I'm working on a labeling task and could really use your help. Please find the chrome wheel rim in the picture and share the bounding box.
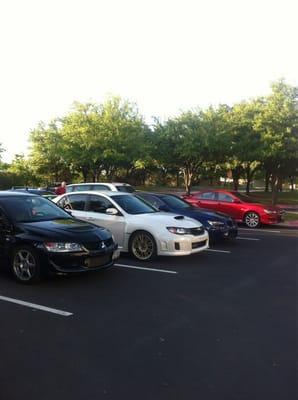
[245,213,259,228]
[132,233,154,260]
[13,250,36,281]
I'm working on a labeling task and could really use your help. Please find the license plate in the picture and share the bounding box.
[85,255,110,268]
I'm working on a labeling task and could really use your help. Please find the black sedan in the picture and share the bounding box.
[0,191,119,283]
[136,192,238,242]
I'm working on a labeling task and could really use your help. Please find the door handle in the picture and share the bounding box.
[86,217,96,221]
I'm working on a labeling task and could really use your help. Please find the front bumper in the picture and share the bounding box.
[261,214,283,225]
[158,231,209,256]
[44,244,119,273]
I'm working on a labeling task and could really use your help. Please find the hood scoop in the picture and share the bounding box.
[174,215,185,220]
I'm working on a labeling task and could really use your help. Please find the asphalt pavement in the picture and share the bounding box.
[0,227,297,400]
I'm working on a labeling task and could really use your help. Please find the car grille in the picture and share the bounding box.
[190,227,205,236]
[192,240,207,249]
[83,238,114,251]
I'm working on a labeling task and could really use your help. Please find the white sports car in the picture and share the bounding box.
[53,191,209,261]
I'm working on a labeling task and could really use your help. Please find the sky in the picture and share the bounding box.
[0,0,297,162]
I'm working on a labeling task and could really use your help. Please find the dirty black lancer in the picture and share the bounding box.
[0,192,119,283]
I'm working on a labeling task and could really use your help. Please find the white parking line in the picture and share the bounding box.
[0,295,73,317]
[115,263,178,274]
[205,249,231,254]
[239,228,281,233]
[237,237,261,241]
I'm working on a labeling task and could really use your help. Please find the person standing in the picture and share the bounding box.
[55,181,66,195]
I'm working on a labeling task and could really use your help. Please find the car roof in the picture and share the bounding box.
[63,191,131,197]
[191,189,236,194]
[0,191,37,197]
[137,191,177,197]
[67,182,132,186]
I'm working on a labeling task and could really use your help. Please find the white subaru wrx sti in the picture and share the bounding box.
[53,192,209,261]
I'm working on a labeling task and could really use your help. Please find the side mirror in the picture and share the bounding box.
[106,207,119,215]
[233,199,241,204]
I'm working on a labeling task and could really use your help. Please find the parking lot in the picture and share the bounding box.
[0,227,297,400]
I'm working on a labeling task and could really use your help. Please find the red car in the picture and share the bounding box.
[182,190,284,228]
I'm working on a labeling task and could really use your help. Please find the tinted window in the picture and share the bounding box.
[68,194,87,210]
[91,185,111,191]
[115,185,134,193]
[0,196,71,222]
[198,192,216,200]
[233,192,258,203]
[88,195,114,213]
[218,193,234,202]
[137,194,164,208]
[112,195,156,214]
[73,185,91,192]
[161,195,191,209]
[0,208,10,227]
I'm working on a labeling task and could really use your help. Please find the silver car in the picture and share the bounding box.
[53,192,209,261]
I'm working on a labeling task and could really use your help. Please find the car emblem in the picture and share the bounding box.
[101,241,106,249]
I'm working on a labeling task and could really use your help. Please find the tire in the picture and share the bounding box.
[129,231,157,261]
[244,212,260,228]
[10,245,41,284]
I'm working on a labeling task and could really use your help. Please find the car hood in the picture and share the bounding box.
[127,212,203,228]
[247,203,281,212]
[170,207,230,222]
[16,218,111,242]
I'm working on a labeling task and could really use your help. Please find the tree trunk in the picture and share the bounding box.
[183,166,193,195]
[231,167,241,191]
[176,171,180,188]
[290,176,295,191]
[271,175,281,205]
[245,164,251,194]
[265,170,271,192]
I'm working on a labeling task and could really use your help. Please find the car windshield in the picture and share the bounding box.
[112,195,156,214]
[160,195,192,209]
[115,185,135,193]
[234,192,259,203]
[1,196,72,223]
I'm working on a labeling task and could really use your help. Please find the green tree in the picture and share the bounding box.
[61,102,104,182]
[255,80,298,204]
[99,96,148,181]
[154,111,210,194]
[8,154,38,187]
[29,120,70,184]
[227,100,263,192]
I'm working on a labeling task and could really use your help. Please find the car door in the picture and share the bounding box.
[216,192,239,218]
[195,191,218,210]
[0,208,13,258]
[85,194,126,248]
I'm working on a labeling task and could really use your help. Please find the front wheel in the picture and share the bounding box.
[129,231,157,261]
[244,212,260,228]
[11,245,41,284]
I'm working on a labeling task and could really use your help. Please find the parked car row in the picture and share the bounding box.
[0,184,284,284]
[182,189,284,228]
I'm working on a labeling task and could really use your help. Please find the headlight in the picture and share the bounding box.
[167,227,190,235]
[264,209,277,214]
[207,220,225,227]
[44,242,83,252]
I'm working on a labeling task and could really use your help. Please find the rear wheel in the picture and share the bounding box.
[129,231,157,261]
[11,246,41,284]
[244,212,260,228]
